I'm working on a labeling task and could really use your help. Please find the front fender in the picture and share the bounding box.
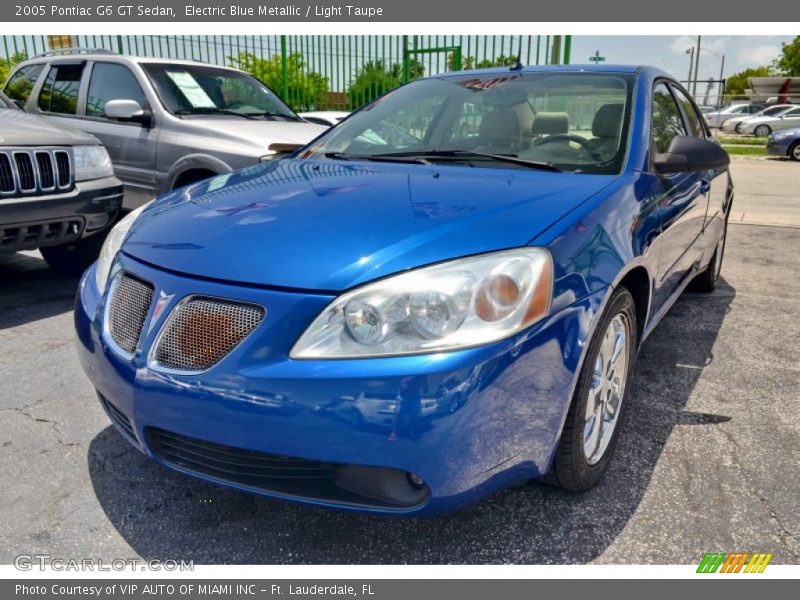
[163,154,233,193]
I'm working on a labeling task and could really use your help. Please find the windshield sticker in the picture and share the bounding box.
[165,70,216,108]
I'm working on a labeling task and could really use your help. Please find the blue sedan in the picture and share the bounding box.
[767,127,800,161]
[75,65,732,514]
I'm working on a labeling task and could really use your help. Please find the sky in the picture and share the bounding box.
[571,36,794,82]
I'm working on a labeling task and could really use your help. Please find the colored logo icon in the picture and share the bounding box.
[697,552,773,573]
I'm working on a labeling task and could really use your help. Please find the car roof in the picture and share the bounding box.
[17,52,243,73]
[433,63,666,79]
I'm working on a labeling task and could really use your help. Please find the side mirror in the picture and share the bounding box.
[654,135,730,174]
[103,99,152,127]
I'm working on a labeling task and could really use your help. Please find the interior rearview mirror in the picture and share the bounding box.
[653,135,730,174]
[104,99,152,127]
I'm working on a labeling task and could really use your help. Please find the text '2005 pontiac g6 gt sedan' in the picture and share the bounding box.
[74,65,732,515]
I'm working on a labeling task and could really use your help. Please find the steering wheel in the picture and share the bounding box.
[532,133,603,160]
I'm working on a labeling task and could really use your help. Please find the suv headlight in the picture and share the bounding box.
[291,248,553,359]
[73,145,114,181]
[95,204,148,295]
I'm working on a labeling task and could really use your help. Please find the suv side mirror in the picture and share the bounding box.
[654,135,730,174]
[104,99,152,127]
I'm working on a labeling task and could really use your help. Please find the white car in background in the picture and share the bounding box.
[739,105,800,137]
[704,103,764,128]
[721,104,797,134]
[299,111,350,127]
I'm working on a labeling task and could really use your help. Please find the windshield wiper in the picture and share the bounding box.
[258,111,303,121]
[174,107,258,120]
[324,152,430,165]
[370,149,563,172]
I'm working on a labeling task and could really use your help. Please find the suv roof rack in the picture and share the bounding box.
[33,47,116,59]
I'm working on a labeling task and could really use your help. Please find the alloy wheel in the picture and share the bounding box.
[583,313,630,465]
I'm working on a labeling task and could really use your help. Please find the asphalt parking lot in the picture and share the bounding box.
[1,156,798,565]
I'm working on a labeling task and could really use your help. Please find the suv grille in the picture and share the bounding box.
[105,273,154,356]
[0,148,72,197]
[152,297,265,372]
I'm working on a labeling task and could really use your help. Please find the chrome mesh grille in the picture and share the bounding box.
[153,297,265,372]
[106,274,154,356]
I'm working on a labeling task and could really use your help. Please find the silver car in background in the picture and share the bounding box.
[4,49,326,209]
[704,102,764,128]
[739,105,800,137]
[720,104,797,133]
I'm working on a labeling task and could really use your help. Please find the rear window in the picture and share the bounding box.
[38,63,85,115]
[4,64,44,106]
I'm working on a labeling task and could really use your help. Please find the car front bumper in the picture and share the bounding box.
[0,176,123,252]
[75,252,603,515]
[766,138,792,156]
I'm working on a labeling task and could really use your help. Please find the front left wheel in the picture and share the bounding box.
[547,287,638,491]
[789,141,800,162]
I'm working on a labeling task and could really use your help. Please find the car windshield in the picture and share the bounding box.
[303,71,635,174]
[142,63,299,120]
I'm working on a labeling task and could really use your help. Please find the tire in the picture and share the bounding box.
[754,124,771,138]
[789,141,800,162]
[547,287,638,491]
[691,215,728,293]
[734,122,743,134]
[40,230,108,276]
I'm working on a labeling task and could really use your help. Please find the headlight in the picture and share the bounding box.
[291,248,553,359]
[95,204,148,295]
[73,145,114,181]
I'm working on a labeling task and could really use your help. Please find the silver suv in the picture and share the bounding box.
[4,49,326,209]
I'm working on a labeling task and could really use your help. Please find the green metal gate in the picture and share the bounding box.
[1,34,573,112]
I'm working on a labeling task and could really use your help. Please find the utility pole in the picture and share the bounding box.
[718,54,725,107]
[686,47,694,89]
[692,35,702,95]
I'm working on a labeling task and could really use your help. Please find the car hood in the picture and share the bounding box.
[173,116,326,149]
[122,159,613,291]
[0,109,100,146]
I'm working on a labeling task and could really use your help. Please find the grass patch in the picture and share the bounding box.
[716,135,768,145]
[722,145,767,156]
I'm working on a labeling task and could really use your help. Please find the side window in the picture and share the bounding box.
[3,64,44,105]
[671,86,705,138]
[86,63,148,117]
[38,63,85,115]
[651,83,686,154]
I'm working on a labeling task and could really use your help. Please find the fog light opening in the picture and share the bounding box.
[407,472,426,489]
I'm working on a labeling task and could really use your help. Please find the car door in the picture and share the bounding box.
[774,107,800,132]
[78,61,159,209]
[671,84,730,265]
[648,81,709,312]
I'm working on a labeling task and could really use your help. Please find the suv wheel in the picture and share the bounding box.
[40,232,108,276]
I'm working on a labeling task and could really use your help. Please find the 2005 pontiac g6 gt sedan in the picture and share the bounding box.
[75,65,732,515]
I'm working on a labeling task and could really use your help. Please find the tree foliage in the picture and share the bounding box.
[724,65,774,97]
[347,59,423,108]
[228,51,329,111]
[0,53,28,86]
[774,36,800,76]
